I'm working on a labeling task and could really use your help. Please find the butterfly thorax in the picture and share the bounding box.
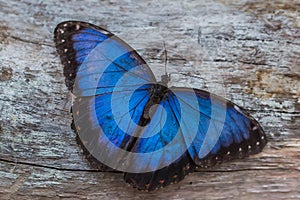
[138,84,169,127]
[150,84,169,103]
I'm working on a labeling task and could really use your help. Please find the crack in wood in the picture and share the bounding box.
[1,157,290,174]
[0,157,118,173]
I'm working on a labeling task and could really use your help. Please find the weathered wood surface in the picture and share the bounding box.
[0,0,299,199]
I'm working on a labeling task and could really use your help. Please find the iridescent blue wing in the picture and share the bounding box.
[54,21,157,169]
[168,88,267,167]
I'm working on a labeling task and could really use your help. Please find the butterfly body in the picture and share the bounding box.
[54,21,267,191]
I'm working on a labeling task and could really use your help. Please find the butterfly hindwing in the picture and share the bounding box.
[169,88,267,167]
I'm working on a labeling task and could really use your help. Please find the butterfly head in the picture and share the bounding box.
[160,74,170,87]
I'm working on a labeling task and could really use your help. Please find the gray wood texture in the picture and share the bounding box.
[0,0,299,199]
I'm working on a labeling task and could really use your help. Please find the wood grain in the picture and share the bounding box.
[0,0,299,199]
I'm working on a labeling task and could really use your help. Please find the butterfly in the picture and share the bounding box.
[54,21,267,191]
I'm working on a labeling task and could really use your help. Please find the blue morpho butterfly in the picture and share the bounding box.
[54,21,267,191]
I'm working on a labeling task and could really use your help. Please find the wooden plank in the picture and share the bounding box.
[0,0,299,199]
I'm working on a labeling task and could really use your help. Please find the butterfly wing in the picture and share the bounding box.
[54,21,159,169]
[167,87,267,167]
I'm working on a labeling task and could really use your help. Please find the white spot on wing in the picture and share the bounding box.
[234,105,242,113]
[76,24,80,30]
[100,29,110,35]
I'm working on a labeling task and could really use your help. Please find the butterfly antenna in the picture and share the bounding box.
[161,42,170,85]
[164,41,167,75]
